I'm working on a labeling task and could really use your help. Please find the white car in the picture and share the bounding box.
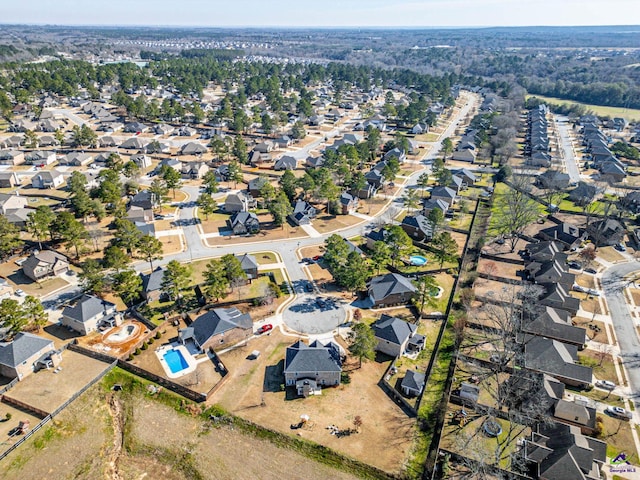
[606,406,632,420]
[596,380,616,390]
[14,289,25,297]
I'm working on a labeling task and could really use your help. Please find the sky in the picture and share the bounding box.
[3,0,640,27]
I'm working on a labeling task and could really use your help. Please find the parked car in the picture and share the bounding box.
[14,289,25,297]
[315,297,326,308]
[257,324,273,334]
[572,284,587,293]
[567,261,582,270]
[596,380,616,390]
[606,406,632,420]
[615,243,626,252]
[305,283,314,292]
[312,255,322,261]
[584,267,597,275]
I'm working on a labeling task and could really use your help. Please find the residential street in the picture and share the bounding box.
[601,261,640,407]
[554,114,581,183]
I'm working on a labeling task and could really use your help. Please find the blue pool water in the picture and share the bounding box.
[164,349,189,374]
[409,255,427,266]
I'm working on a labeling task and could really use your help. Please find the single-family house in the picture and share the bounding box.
[384,147,406,164]
[289,200,317,226]
[339,192,358,215]
[131,154,152,169]
[586,218,625,247]
[124,122,148,134]
[525,423,606,480]
[224,192,256,213]
[284,340,342,396]
[31,170,64,189]
[364,169,385,189]
[371,314,424,357]
[522,307,587,348]
[229,212,260,235]
[179,307,252,352]
[64,152,93,166]
[567,182,597,206]
[61,295,121,335]
[451,149,476,163]
[181,161,209,179]
[422,198,449,217]
[367,273,417,307]
[0,172,19,188]
[0,150,25,166]
[401,370,426,397]
[305,155,324,169]
[430,186,457,206]
[451,168,477,186]
[236,253,259,280]
[159,158,181,172]
[248,176,270,197]
[139,267,166,302]
[524,336,592,388]
[253,141,274,154]
[24,150,56,165]
[22,250,69,282]
[365,228,387,250]
[98,136,117,147]
[274,155,297,171]
[130,190,157,210]
[0,194,28,215]
[0,332,60,381]
[126,205,154,223]
[180,142,208,156]
[120,137,147,150]
[536,170,571,190]
[538,223,586,250]
[401,214,434,241]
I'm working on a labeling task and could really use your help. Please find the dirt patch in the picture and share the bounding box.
[159,234,184,255]
[80,321,150,358]
[313,214,363,234]
[5,350,111,414]
[574,317,609,344]
[477,258,522,281]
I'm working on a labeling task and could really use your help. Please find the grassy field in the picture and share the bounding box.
[526,94,640,121]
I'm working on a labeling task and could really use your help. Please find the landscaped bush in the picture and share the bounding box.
[148,337,155,344]
[341,372,351,384]
[155,331,162,339]
[134,348,141,355]
[127,354,134,361]
[141,342,148,350]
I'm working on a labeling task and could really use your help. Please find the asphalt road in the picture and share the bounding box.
[601,261,640,407]
[554,115,581,183]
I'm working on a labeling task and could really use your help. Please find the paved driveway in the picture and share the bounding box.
[284,294,347,334]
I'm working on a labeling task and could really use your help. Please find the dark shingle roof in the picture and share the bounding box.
[0,332,53,368]
[188,307,252,346]
[140,267,166,293]
[372,314,416,345]
[62,295,116,323]
[284,340,342,374]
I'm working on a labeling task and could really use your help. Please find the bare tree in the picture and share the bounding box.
[494,176,540,252]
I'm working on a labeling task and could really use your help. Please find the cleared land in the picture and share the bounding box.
[0,370,364,480]
[525,94,640,121]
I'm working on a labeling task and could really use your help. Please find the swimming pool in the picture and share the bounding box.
[163,349,190,374]
[409,255,427,266]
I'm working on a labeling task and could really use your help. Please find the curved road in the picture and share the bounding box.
[601,261,640,407]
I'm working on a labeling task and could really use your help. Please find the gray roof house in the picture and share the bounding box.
[430,186,457,206]
[586,218,625,247]
[0,194,28,215]
[120,137,147,150]
[180,142,208,156]
[401,370,426,397]
[179,307,252,352]
[567,182,597,206]
[525,422,605,480]
[401,214,434,242]
[0,332,59,381]
[22,250,69,282]
[229,212,260,235]
[224,192,256,213]
[522,306,587,348]
[64,152,93,166]
[284,340,342,397]
[524,336,592,388]
[538,224,586,250]
[372,314,424,357]
[339,192,358,214]
[140,267,166,302]
[367,273,417,307]
[0,172,19,188]
[235,253,259,280]
[289,200,317,226]
[274,155,297,171]
[61,295,121,336]
[31,170,64,189]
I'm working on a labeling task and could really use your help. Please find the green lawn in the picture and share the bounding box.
[253,251,279,265]
[262,268,285,286]
[526,94,640,122]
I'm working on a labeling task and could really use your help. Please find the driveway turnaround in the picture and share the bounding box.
[284,295,347,335]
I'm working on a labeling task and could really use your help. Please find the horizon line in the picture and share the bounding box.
[1,23,639,30]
